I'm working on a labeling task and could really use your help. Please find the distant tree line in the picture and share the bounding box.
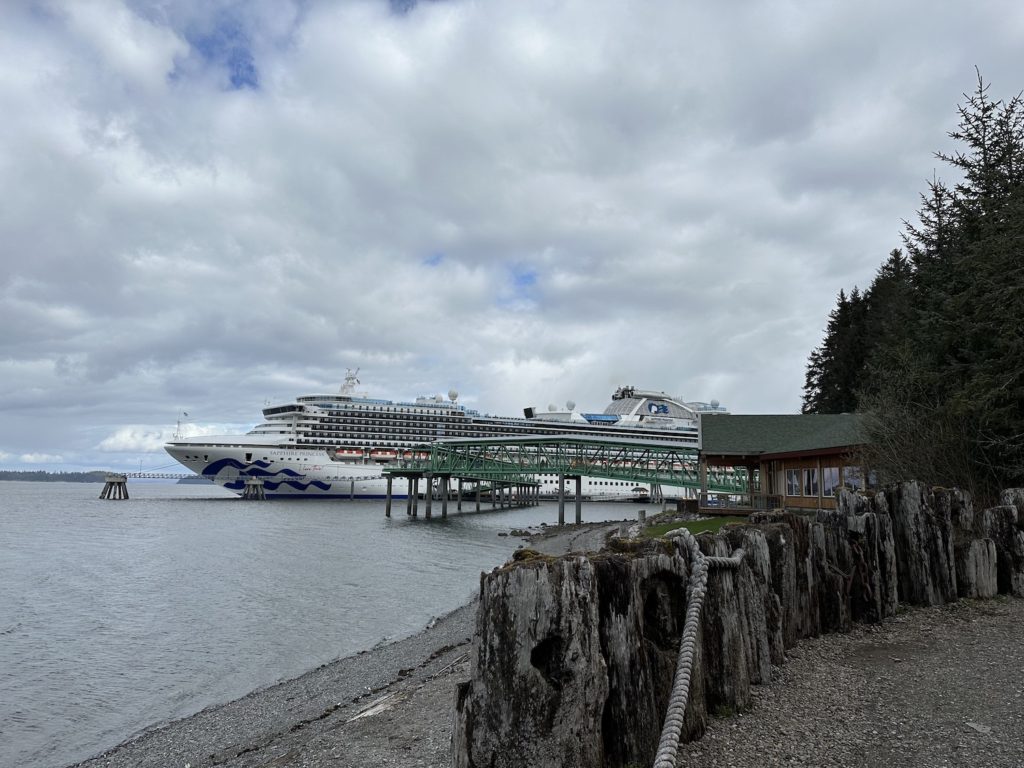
[0,470,108,483]
[802,74,1024,502]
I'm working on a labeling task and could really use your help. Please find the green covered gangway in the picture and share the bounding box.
[382,435,749,523]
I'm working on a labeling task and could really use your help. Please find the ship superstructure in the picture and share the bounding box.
[164,371,722,499]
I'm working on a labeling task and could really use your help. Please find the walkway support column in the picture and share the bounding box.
[575,475,582,524]
[406,477,414,516]
[476,482,481,513]
[441,476,449,518]
[558,474,565,526]
[412,477,419,517]
[425,473,433,519]
[699,456,708,509]
[385,475,393,517]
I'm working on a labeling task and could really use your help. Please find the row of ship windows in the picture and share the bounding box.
[302,431,521,439]
[318,413,466,422]
[315,406,463,414]
[302,423,698,435]
[302,417,700,434]
[306,421,514,429]
[307,427,482,433]
[298,421,699,437]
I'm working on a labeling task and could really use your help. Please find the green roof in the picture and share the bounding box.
[700,413,865,456]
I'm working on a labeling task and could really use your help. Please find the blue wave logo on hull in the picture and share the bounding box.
[205,457,333,493]
[224,478,333,492]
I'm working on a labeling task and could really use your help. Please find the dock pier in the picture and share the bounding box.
[383,471,540,520]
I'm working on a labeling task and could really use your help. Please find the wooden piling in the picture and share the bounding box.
[242,477,265,500]
[99,473,129,500]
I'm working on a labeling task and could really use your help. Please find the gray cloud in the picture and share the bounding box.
[1,0,1021,471]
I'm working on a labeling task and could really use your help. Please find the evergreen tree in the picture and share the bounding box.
[811,73,1024,499]
[802,289,862,413]
[802,260,909,415]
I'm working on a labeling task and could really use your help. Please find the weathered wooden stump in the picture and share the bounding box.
[453,481,1024,767]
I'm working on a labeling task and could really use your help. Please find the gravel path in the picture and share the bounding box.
[71,525,1024,768]
[683,596,1024,768]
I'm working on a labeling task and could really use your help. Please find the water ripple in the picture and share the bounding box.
[0,480,631,768]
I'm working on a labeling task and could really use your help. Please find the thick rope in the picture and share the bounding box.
[652,530,744,768]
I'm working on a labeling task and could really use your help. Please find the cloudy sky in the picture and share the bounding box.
[1,0,1022,473]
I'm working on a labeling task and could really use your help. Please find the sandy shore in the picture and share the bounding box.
[72,521,1024,768]
[70,522,619,768]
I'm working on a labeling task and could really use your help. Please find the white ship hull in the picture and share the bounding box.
[165,442,659,500]
[164,443,392,498]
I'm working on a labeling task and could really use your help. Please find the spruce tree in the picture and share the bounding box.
[816,73,1024,499]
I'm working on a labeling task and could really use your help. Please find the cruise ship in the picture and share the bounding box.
[164,371,726,499]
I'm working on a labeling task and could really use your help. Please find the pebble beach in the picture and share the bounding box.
[70,522,1024,768]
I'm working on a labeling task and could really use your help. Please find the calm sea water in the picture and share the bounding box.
[0,481,636,768]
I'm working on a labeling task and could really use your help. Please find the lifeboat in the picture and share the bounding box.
[370,448,398,460]
[328,447,365,462]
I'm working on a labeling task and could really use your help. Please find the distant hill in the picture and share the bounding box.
[0,470,108,483]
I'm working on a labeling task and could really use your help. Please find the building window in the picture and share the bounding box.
[845,467,864,491]
[785,469,800,496]
[822,466,840,497]
[803,468,819,497]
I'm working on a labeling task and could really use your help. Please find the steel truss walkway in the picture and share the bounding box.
[387,434,747,491]
[381,434,750,524]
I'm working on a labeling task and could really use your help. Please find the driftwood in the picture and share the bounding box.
[452,482,1024,768]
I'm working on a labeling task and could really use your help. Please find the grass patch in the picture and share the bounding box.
[644,516,747,538]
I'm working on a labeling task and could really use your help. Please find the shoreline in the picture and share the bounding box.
[70,521,622,768]
[69,519,1024,767]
